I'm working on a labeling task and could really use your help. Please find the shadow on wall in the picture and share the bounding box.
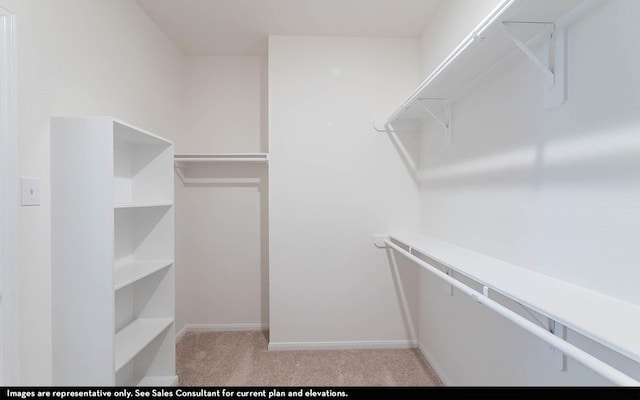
[416,121,640,189]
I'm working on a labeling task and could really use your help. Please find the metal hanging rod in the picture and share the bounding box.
[382,239,640,386]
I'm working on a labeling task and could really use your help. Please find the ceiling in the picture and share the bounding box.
[136,0,441,56]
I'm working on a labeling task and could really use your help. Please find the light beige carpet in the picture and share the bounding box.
[177,331,443,386]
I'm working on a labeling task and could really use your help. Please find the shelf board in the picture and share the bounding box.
[174,153,268,164]
[113,118,173,146]
[389,232,640,364]
[114,260,174,291]
[114,202,173,209]
[115,318,173,372]
[386,0,590,128]
[127,375,178,387]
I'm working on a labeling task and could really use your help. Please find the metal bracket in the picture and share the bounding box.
[415,98,451,145]
[373,235,390,248]
[444,268,454,296]
[372,122,420,134]
[373,122,398,133]
[548,318,568,371]
[500,21,566,109]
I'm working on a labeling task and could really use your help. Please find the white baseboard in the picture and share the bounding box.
[418,342,451,386]
[268,339,417,351]
[176,323,269,342]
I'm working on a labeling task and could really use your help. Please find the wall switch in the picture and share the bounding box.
[20,177,40,206]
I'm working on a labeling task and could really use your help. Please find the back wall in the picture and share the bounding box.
[268,36,422,348]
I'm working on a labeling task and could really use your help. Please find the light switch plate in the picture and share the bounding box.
[21,177,40,206]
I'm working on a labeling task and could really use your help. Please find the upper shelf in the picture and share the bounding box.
[174,153,268,167]
[382,0,594,131]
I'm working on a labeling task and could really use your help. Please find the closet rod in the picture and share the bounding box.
[384,239,640,386]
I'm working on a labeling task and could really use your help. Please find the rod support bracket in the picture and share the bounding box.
[415,98,451,145]
[500,21,566,109]
[373,235,390,248]
[444,268,454,296]
[373,122,393,133]
[548,319,568,371]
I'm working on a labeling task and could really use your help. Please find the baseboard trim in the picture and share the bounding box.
[268,339,417,351]
[176,323,269,342]
[418,342,451,386]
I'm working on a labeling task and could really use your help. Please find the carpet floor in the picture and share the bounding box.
[176,331,443,386]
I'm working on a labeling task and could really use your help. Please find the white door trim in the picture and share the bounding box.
[0,5,20,385]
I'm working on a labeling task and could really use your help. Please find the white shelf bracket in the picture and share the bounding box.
[415,99,451,145]
[501,21,567,109]
[373,235,390,249]
[372,122,417,134]
[548,318,568,371]
[373,122,394,133]
[501,22,555,83]
[444,268,454,296]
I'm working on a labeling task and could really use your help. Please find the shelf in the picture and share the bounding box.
[174,153,269,184]
[174,153,268,165]
[381,0,593,132]
[115,318,173,372]
[127,375,179,387]
[387,232,640,364]
[114,260,174,291]
[114,202,173,209]
[114,206,173,265]
[113,118,172,147]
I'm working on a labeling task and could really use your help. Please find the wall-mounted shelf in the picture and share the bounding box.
[377,232,640,385]
[376,0,597,135]
[174,153,268,166]
[114,202,173,209]
[174,153,269,185]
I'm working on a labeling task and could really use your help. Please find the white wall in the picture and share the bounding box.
[175,56,268,333]
[417,0,640,385]
[268,36,421,348]
[180,56,266,154]
[0,0,183,384]
[420,0,503,77]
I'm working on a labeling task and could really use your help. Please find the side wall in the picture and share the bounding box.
[417,0,640,385]
[420,0,503,76]
[175,56,268,334]
[0,0,183,384]
[268,36,421,349]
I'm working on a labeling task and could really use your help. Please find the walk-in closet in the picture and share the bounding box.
[1,0,639,389]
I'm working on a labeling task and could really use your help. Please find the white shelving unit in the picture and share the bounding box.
[51,116,177,386]
[377,0,597,135]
